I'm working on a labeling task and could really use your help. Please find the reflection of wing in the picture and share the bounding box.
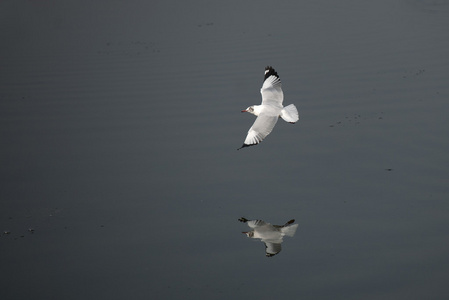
[240,218,299,257]
[247,219,269,229]
[264,241,282,257]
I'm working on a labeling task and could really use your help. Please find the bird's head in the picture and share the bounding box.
[241,106,255,115]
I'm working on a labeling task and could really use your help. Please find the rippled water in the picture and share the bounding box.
[1,1,449,299]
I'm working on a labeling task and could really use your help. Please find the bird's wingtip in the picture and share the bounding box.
[237,143,258,150]
[237,144,248,150]
[263,66,279,81]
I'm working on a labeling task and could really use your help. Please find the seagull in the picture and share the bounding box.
[239,217,299,257]
[238,66,299,150]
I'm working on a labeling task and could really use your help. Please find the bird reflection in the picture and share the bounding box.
[239,217,299,257]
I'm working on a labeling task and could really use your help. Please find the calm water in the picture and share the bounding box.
[1,1,449,299]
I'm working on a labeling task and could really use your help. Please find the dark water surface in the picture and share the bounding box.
[1,1,449,299]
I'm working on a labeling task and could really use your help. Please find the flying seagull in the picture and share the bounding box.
[238,66,299,150]
[239,217,299,257]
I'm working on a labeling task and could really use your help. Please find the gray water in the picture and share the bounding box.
[1,1,449,299]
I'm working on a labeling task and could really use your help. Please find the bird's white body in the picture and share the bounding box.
[238,66,299,150]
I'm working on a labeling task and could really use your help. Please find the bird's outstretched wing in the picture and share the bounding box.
[237,114,279,150]
[261,66,283,106]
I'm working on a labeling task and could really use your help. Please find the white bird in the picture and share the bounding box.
[238,66,299,150]
[239,217,299,257]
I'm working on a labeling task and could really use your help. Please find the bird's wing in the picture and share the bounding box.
[238,114,279,149]
[260,66,283,106]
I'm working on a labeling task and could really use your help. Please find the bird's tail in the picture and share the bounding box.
[280,104,299,123]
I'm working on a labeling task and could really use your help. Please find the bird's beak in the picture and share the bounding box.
[242,232,248,234]
[241,110,247,113]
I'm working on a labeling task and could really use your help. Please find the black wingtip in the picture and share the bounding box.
[264,66,279,81]
[237,143,258,150]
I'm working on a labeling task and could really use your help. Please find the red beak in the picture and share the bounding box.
[241,110,247,113]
